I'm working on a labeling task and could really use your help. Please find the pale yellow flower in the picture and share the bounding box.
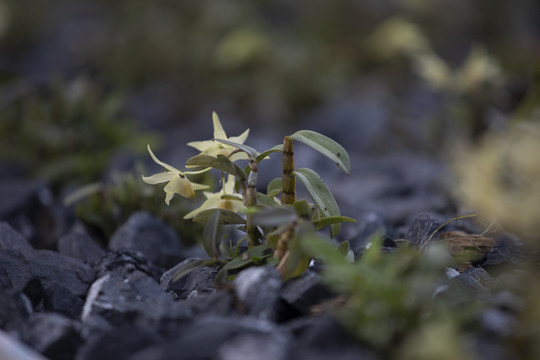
[142,145,209,205]
[187,112,249,161]
[184,175,245,219]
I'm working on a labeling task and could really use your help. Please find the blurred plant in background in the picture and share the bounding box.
[0,77,156,191]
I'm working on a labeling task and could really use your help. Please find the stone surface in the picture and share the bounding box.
[109,211,183,268]
[22,278,84,319]
[160,258,217,300]
[234,266,282,321]
[57,232,105,265]
[405,214,440,248]
[82,271,191,331]
[0,290,33,333]
[76,326,161,360]
[129,315,288,360]
[0,248,95,297]
[20,313,82,360]
[0,222,33,251]
[0,329,47,360]
[280,270,334,316]
[93,248,163,282]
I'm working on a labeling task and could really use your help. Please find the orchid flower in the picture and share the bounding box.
[183,174,245,219]
[187,112,249,161]
[142,145,209,205]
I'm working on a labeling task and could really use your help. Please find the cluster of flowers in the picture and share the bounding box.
[142,113,248,219]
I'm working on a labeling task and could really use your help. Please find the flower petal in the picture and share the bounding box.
[147,145,182,173]
[192,182,210,191]
[228,128,250,145]
[186,140,215,152]
[183,194,222,219]
[142,172,175,184]
[165,174,195,198]
[212,112,227,140]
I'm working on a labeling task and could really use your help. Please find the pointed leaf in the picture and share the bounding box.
[186,154,247,180]
[267,177,282,197]
[213,138,259,159]
[257,192,280,207]
[256,144,283,163]
[313,216,356,230]
[193,208,246,225]
[291,130,351,174]
[294,168,341,237]
[202,210,223,259]
[251,205,298,227]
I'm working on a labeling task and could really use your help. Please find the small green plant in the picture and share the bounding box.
[142,112,355,281]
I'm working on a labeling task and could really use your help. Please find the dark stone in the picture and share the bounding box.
[280,271,334,316]
[184,291,236,317]
[76,326,161,360]
[405,214,440,248]
[22,277,84,319]
[82,271,191,331]
[57,232,105,265]
[337,212,386,256]
[129,315,289,360]
[160,258,217,300]
[234,266,282,321]
[450,267,492,299]
[94,248,163,282]
[0,222,33,250]
[0,248,95,297]
[0,290,33,333]
[20,313,82,360]
[290,314,377,360]
[0,329,47,360]
[109,211,183,269]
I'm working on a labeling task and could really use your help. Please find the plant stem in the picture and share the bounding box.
[246,158,258,247]
[281,136,296,205]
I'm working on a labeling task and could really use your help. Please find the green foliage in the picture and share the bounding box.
[0,78,155,191]
[141,114,354,283]
[72,167,209,246]
[303,236,480,357]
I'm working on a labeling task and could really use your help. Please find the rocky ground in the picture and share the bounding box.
[0,148,529,360]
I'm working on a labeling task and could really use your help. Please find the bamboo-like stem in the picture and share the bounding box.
[281,136,296,205]
[246,158,258,247]
[273,221,295,261]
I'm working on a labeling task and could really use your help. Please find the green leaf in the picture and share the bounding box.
[186,154,247,180]
[201,210,223,259]
[267,177,282,197]
[313,216,356,230]
[294,168,341,237]
[257,192,280,207]
[213,138,259,159]
[293,199,317,219]
[251,205,298,227]
[256,144,283,163]
[193,208,246,225]
[291,130,351,174]
[172,259,222,283]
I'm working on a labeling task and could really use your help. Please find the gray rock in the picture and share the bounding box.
[234,266,282,321]
[82,271,191,331]
[20,313,82,360]
[76,326,161,360]
[0,290,33,333]
[0,222,32,250]
[22,278,84,319]
[94,248,163,282]
[0,329,47,360]
[0,248,95,297]
[57,233,105,265]
[405,214,440,248]
[109,211,182,268]
[184,291,236,317]
[280,271,333,315]
[160,258,217,300]
[129,315,289,360]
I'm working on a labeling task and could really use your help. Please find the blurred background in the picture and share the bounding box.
[0,0,539,246]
